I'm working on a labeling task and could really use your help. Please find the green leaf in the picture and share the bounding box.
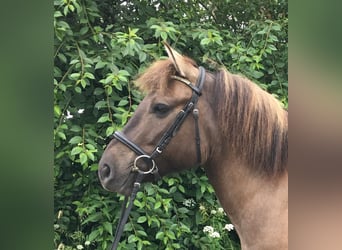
[88,230,101,242]
[106,85,113,95]
[134,199,143,208]
[251,70,264,79]
[103,222,113,235]
[118,70,130,76]
[79,152,87,165]
[178,207,189,214]
[95,100,106,109]
[57,53,67,63]
[166,231,176,240]
[272,23,282,31]
[269,34,279,42]
[54,11,62,18]
[94,88,104,95]
[106,126,115,136]
[154,201,161,209]
[113,81,122,91]
[90,164,98,171]
[118,99,129,106]
[161,31,167,41]
[86,150,95,161]
[68,4,75,12]
[178,185,185,193]
[200,38,210,45]
[84,72,95,79]
[137,216,147,223]
[97,114,109,123]
[80,78,87,88]
[69,136,82,144]
[85,144,96,150]
[69,59,79,65]
[128,235,138,243]
[137,230,147,237]
[79,26,89,35]
[150,24,160,30]
[57,131,66,140]
[54,105,61,117]
[83,212,102,224]
[156,231,164,240]
[70,125,82,132]
[75,86,82,93]
[268,44,277,51]
[71,146,82,156]
[70,73,80,80]
[63,5,69,16]
[102,74,114,84]
[95,61,107,69]
[257,29,266,35]
[168,178,175,186]
[139,52,147,62]
[74,177,82,186]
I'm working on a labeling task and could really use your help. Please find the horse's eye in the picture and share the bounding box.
[152,103,170,116]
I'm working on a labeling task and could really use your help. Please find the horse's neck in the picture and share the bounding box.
[205,159,288,250]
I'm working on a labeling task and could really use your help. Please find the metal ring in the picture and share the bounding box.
[133,155,156,175]
[156,147,162,154]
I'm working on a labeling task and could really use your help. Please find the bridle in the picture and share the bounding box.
[108,67,205,249]
[107,66,206,250]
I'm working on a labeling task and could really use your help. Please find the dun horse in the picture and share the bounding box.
[99,44,288,249]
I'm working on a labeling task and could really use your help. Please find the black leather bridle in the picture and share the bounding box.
[107,66,206,250]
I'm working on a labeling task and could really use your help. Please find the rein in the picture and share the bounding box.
[108,66,206,250]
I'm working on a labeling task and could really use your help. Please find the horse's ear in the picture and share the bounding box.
[163,42,185,76]
[163,42,199,81]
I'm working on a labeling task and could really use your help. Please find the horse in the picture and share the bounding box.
[98,43,288,250]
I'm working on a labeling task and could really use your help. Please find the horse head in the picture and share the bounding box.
[98,44,216,196]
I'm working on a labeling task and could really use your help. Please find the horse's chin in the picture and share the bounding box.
[101,173,135,196]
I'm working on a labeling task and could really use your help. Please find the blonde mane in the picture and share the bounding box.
[214,69,288,175]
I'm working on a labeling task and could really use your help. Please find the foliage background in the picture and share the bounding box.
[54,0,287,249]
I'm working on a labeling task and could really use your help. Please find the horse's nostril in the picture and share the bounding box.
[100,164,111,179]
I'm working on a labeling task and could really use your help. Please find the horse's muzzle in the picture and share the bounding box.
[98,163,111,180]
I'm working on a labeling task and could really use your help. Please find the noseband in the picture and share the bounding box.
[107,66,206,250]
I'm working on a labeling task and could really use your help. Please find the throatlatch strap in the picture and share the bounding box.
[193,108,201,164]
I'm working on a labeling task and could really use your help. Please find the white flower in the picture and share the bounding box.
[182,198,196,208]
[57,243,65,250]
[203,225,214,233]
[76,245,84,250]
[66,110,73,119]
[209,231,221,238]
[210,209,217,215]
[204,226,221,238]
[199,205,206,211]
[217,207,224,214]
[84,241,90,246]
[224,223,234,231]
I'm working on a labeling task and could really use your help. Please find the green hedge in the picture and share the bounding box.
[54,0,287,249]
